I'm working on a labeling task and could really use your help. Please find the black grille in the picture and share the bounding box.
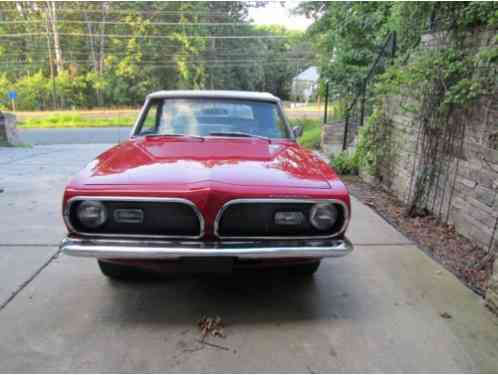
[69,199,201,237]
[216,201,346,238]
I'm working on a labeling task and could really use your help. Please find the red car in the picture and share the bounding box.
[60,91,352,279]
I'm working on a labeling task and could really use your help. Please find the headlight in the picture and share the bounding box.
[76,200,107,228]
[309,202,338,231]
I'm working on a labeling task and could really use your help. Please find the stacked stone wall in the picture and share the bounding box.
[0,112,21,146]
[321,29,498,310]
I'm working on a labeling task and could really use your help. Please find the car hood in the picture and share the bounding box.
[76,137,335,189]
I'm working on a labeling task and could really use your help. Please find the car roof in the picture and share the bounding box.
[147,90,280,103]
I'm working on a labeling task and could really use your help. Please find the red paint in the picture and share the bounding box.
[63,136,351,239]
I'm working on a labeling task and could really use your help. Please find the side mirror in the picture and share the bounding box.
[292,125,304,138]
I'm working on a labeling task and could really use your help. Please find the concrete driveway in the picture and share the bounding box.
[0,144,497,372]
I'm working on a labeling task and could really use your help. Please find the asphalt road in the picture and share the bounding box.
[17,109,320,145]
[0,144,498,372]
[18,127,132,145]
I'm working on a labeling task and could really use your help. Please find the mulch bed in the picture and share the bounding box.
[342,175,495,297]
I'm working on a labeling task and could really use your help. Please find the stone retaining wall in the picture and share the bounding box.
[371,36,498,309]
[322,29,498,310]
[0,112,21,146]
[321,121,345,156]
[367,93,498,310]
[321,120,360,156]
[0,112,22,146]
[379,96,498,251]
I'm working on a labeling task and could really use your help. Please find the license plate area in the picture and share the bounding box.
[178,257,235,274]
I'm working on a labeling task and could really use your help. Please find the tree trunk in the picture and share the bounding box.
[47,1,63,75]
[42,3,58,109]
[96,2,108,106]
[83,11,98,71]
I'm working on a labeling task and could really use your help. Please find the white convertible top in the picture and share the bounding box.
[147,90,280,103]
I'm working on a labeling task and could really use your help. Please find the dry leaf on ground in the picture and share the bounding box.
[198,316,226,340]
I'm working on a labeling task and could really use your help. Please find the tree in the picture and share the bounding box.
[0,1,309,109]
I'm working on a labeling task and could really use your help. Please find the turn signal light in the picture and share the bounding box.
[113,209,144,224]
[274,211,305,226]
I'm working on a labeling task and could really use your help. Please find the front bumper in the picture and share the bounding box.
[60,236,353,259]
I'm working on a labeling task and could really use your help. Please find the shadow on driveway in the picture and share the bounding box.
[97,265,363,326]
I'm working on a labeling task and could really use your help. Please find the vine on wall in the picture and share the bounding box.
[359,6,498,218]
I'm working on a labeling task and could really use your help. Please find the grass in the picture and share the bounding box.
[0,140,32,148]
[282,103,323,112]
[292,100,344,150]
[290,118,322,150]
[18,113,136,128]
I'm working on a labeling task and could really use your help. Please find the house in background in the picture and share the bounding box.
[291,66,319,103]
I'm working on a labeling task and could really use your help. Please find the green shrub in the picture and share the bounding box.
[54,70,90,108]
[330,150,359,175]
[13,71,49,110]
[353,106,381,175]
[0,73,12,110]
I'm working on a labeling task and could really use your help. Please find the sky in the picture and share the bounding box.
[248,1,314,31]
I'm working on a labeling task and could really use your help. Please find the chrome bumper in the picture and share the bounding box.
[60,236,353,259]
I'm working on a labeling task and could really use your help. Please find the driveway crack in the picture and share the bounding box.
[0,248,61,312]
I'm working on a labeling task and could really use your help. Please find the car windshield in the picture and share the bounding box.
[136,98,291,139]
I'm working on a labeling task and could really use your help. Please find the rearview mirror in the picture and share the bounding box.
[292,125,304,138]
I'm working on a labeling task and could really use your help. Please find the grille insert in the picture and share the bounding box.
[65,197,203,239]
[215,199,348,239]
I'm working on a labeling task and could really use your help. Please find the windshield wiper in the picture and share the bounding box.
[208,131,270,142]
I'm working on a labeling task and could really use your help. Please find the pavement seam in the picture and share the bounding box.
[0,248,61,312]
[353,242,414,246]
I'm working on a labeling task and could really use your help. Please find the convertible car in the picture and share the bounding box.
[60,90,352,279]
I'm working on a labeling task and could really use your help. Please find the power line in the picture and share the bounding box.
[0,47,312,58]
[0,44,310,53]
[2,60,307,72]
[0,20,253,26]
[0,32,290,39]
[0,52,313,60]
[0,58,310,66]
[0,8,247,17]
[0,46,312,57]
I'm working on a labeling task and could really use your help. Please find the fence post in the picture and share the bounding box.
[342,111,349,151]
[391,31,397,59]
[359,82,366,129]
[323,81,329,124]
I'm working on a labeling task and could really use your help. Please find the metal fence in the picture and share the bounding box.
[321,31,397,151]
[343,31,397,150]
